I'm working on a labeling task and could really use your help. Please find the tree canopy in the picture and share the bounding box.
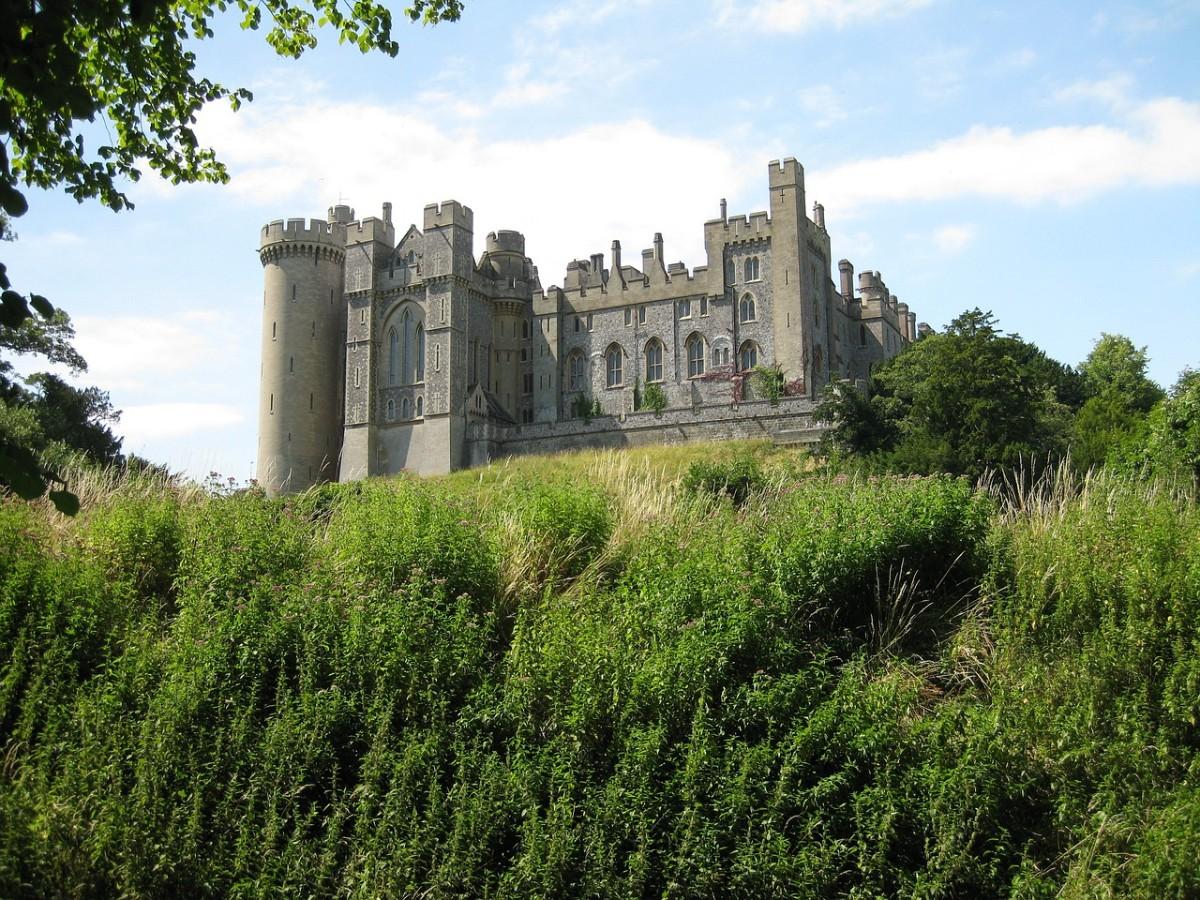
[817,309,1078,477]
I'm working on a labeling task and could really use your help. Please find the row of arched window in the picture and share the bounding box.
[569,337,762,390]
[384,395,424,420]
[725,257,762,284]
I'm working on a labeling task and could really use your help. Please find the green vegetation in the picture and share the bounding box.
[817,311,1194,487]
[2,441,1198,897]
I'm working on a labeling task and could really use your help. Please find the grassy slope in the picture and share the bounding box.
[0,442,1197,898]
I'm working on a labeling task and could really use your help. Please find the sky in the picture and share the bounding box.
[6,0,1200,482]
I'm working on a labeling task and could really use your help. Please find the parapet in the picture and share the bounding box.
[768,156,804,189]
[486,230,526,255]
[345,216,395,246]
[423,200,474,232]
[261,217,348,250]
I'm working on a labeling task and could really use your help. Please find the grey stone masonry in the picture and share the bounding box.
[256,157,926,493]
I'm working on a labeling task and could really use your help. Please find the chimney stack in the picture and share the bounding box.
[720,198,727,223]
[838,259,854,301]
[813,202,825,229]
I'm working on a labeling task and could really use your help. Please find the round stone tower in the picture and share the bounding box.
[487,230,529,419]
[257,215,347,495]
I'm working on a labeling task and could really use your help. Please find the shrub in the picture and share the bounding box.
[681,453,766,506]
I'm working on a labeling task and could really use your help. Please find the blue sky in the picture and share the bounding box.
[6,0,1200,481]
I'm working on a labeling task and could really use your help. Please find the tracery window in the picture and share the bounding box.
[606,344,623,388]
[645,339,664,382]
[415,324,425,382]
[744,256,760,282]
[739,341,758,371]
[739,293,757,323]
[568,351,586,391]
[686,334,705,378]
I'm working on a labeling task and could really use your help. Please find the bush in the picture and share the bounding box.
[681,453,766,506]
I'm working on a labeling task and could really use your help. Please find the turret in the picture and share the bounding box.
[257,217,347,495]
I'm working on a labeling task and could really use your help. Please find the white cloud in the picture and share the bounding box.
[1054,74,1134,109]
[915,46,970,100]
[190,97,758,282]
[119,403,244,442]
[998,47,1036,70]
[932,224,976,253]
[810,95,1200,213]
[532,0,652,35]
[38,230,85,246]
[1177,260,1200,281]
[72,311,235,391]
[716,0,932,33]
[797,85,846,128]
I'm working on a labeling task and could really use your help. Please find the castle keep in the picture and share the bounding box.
[257,157,923,494]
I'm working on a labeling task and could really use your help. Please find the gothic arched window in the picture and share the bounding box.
[568,351,586,391]
[388,328,398,385]
[416,396,424,417]
[744,256,760,282]
[385,398,395,421]
[686,334,705,378]
[645,339,663,383]
[415,324,425,382]
[401,397,411,419]
[401,310,412,383]
[739,293,756,323]
[739,341,759,372]
[605,344,623,388]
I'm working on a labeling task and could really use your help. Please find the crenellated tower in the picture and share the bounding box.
[257,216,346,495]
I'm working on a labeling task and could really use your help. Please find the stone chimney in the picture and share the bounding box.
[838,259,854,301]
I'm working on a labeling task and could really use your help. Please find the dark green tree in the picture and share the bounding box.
[1071,334,1165,471]
[814,377,899,457]
[823,309,1075,478]
[1079,333,1164,413]
[1147,368,1200,482]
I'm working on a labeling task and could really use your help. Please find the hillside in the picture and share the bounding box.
[2,442,1198,897]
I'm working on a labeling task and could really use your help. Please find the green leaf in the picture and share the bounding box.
[30,294,55,318]
[0,182,28,217]
[1,290,32,328]
[0,444,48,500]
[49,489,81,516]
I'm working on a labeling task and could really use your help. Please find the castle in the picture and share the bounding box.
[256,157,924,495]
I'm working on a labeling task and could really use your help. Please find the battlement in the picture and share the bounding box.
[768,157,804,189]
[704,210,772,243]
[423,200,473,231]
[345,216,395,246]
[486,230,526,255]
[261,218,347,248]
